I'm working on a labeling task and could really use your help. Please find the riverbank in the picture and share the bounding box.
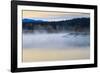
[22,48,90,62]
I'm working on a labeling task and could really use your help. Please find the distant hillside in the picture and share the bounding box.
[22,18,46,24]
[22,18,90,33]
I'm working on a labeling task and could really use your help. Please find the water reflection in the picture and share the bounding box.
[23,32,90,49]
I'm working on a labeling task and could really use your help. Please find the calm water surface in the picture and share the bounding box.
[23,32,90,49]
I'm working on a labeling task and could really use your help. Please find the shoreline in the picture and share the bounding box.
[22,48,90,62]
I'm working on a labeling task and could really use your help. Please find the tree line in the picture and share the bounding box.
[22,18,90,33]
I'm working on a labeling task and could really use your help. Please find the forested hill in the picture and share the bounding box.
[57,18,90,28]
[22,18,90,32]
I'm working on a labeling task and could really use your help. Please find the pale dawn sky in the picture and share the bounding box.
[22,10,90,21]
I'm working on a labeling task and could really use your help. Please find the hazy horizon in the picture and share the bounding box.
[22,10,90,21]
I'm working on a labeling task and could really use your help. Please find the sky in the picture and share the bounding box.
[22,10,90,21]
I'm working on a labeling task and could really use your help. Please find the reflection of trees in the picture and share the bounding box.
[22,18,90,33]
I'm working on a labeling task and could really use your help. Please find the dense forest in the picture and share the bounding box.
[22,18,90,33]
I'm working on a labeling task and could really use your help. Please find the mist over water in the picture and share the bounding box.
[23,32,90,49]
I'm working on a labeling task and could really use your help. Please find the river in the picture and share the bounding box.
[23,32,90,49]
